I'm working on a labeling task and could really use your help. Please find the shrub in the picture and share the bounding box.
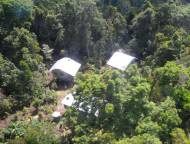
[2,120,61,144]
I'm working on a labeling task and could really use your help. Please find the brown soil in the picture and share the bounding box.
[54,90,71,115]
[0,115,13,130]
[0,119,9,129]
[0,89,73,130]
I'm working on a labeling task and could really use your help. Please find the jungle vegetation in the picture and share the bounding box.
[1,0,190,143]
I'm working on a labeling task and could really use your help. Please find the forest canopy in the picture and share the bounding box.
[0,0,190,144]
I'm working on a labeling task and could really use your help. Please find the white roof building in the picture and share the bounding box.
[61,93,75,107]
[51,111,61,118]
[107,52,135,71]
[50,57,81,77]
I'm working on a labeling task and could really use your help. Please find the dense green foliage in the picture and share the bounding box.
[0,0,190,143]
[2,120,61,144]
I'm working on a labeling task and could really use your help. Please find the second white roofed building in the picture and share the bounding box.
[107,52,135,71]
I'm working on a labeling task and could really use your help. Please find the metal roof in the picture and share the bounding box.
[51,111,61,118]
[50,57,81,77]
[107,52,135,71]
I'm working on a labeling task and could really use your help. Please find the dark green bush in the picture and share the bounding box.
[2,120,61,144]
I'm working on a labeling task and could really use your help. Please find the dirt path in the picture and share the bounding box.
[54,89,71,115]
[0,119,9,129]
[0,115,15,130]
[0,89,73,130]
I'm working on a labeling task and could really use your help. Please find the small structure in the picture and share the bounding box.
[49,57,81,88]
[61,93,75,107]
[50,57,81,77]
[51,111,61,118]
[78,102,91,113]
[78,102,99,117]
[107,52,135,71]
[94,109,99,117]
